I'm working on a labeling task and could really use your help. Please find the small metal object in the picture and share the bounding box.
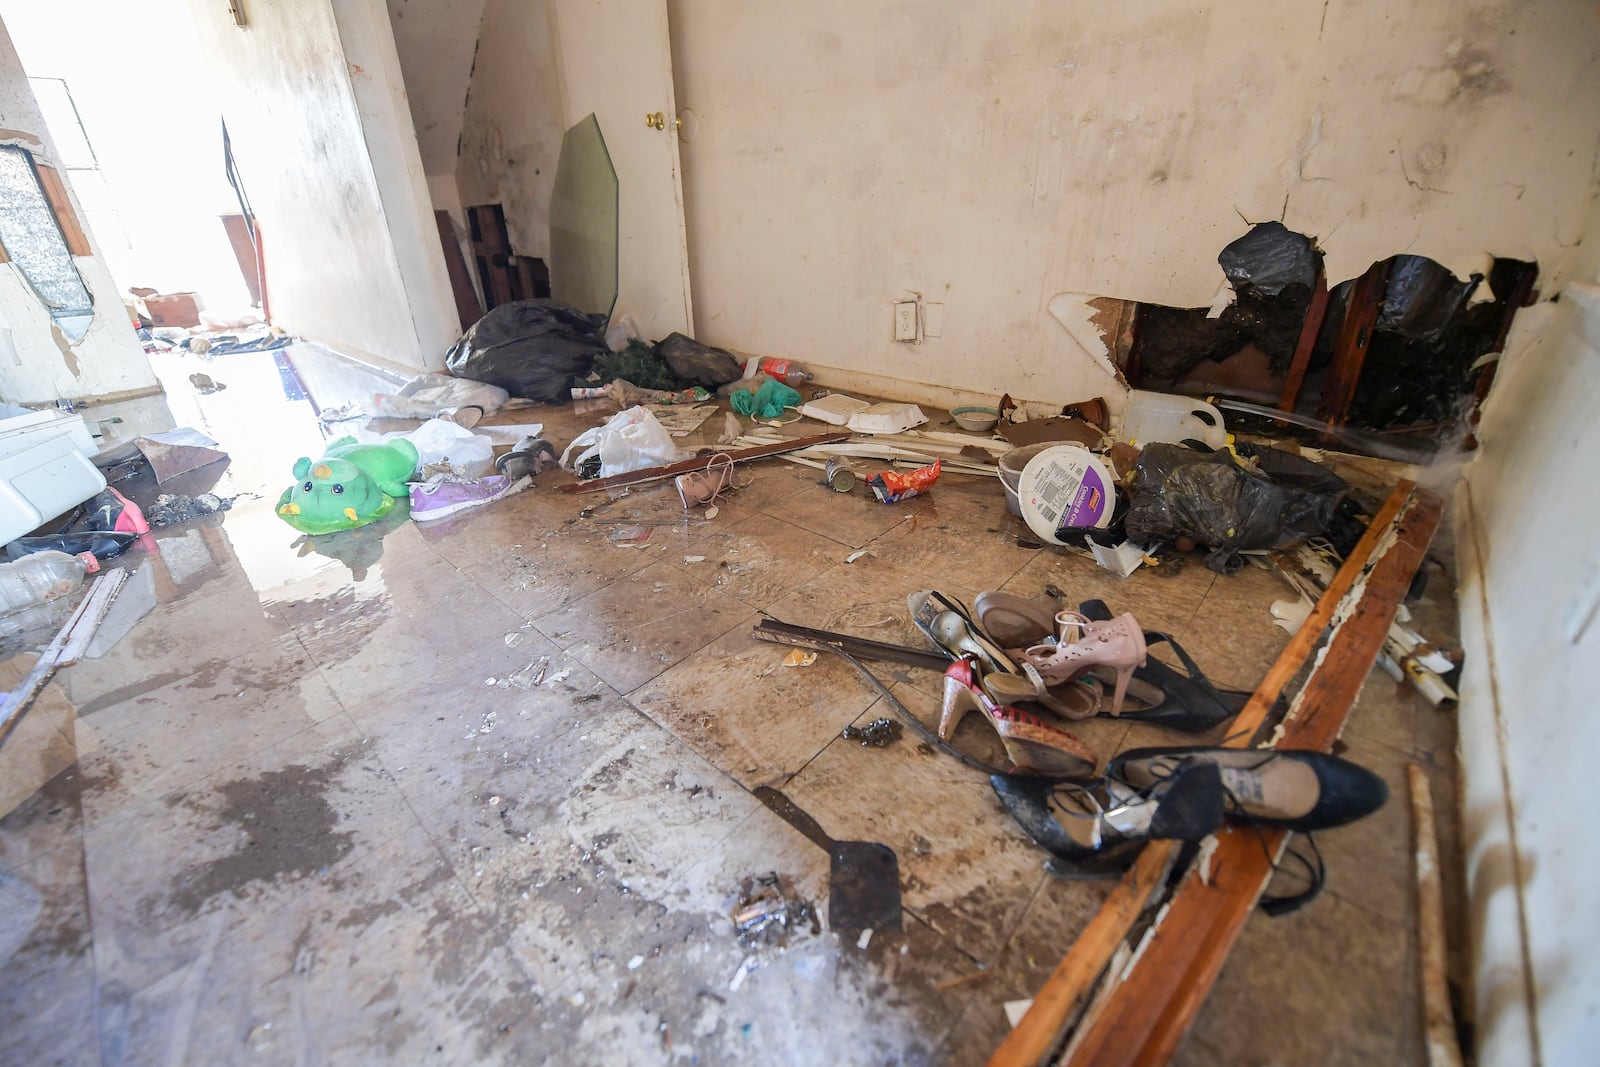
[824,457,856,493]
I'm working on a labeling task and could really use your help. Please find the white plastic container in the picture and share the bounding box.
[0,411,106,545]
[1119,391,1228,449]
[1017,445,1116,544]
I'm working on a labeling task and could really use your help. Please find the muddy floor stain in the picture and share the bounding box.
[167,762,354,915]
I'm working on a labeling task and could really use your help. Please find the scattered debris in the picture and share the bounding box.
[933,969,993,993]
[782,649,818,668]
[148,492,234,527]
[844,550,870,564]
[607,525,653,545]
[1004,998,1035,1029]
[730,872,819,950]
[188,372,226,394]
[856,929,873,950]
[683,555,706,564]
[841,717,902,748]
[728,955,758,992]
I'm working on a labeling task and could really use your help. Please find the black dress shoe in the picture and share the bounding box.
[991,760,1226,874]
[1106,746,1388,833]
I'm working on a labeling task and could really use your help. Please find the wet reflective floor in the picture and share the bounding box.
[0,346,1463,1065]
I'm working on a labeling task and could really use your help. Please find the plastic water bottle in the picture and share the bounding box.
[754,357,813,388]
[0,550,98,615]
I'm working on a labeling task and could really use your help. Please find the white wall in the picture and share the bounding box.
[666,0,1600,406]
[1458,264,1600,1059]
[181,0,458,373]
[0,20,159,406]
[455,0,565,261]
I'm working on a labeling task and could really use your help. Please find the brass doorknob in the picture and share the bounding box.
[645,111,680,131]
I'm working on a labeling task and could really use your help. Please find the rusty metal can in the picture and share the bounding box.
[824,457,856,493]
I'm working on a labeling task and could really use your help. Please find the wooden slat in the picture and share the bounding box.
[1317,260,1392,426]
[435,210,483,331]
[1278,268,1329,413]
[1410,763,1464,1067]
[557,432,853,494]
[0,569,128,747]
[34,164,91,256]
[989,481,1422,1067]
[1061,487,1442,1067]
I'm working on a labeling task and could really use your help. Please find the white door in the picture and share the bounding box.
[549,0,692,340]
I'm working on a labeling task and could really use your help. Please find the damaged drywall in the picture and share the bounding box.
[666,0,1600,406]
[384,0,488,177]
[454,0,565,261]
[0,20,159,406]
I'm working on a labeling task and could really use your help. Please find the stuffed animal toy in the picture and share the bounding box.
[276,437,420,534]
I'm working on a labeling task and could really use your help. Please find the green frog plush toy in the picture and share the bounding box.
[276,437,420,534]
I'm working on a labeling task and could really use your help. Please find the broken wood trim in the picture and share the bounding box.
[1278,267,1329,413]
[1058,485,1442,1067]
[989,480,1422,1067]
[1410,763,1464,1067]
[0,569,128,748]
[1317,259,1392,427]
[752,617,951,672]
[557,432,852,494]
[34,163,91,257]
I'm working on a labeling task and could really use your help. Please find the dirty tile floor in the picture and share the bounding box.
[0,346,1463,1065]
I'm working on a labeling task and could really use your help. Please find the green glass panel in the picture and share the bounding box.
[548,113,618,321]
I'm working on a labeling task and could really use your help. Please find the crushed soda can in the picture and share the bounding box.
[867,459,941,504]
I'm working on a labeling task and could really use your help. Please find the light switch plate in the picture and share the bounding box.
[894,301,918,342]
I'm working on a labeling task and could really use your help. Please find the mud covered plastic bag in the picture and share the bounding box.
[1124,442,1347,574]
[445,300,609,403]
[560,406,684,479]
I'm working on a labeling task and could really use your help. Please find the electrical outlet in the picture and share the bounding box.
[894,301,919,342]
[922,302,944,338]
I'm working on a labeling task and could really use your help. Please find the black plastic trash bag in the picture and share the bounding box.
[655,332,744,388]
[1217,221,1319,297]
[445,300,609,403]
[1125,442,1348,574]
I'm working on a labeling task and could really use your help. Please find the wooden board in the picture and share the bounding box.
[557,432,853,494]
[989,480,1424,1067]
[1278,268,1329,413]
[1317,260,1392,427]
[436,210,483,331]
[1060,487,1442,1067]
[34,163,91,257]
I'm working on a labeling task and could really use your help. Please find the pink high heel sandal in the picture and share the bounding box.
[1021,610,1147,716]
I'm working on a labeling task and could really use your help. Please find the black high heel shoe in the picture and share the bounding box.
[1105,746,1388,833]
[991,760,1226,872]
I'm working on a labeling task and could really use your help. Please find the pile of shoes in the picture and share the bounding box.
[904,588,1388,894]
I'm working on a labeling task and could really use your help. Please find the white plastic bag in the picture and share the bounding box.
[357,417,495,476]
[372,373,510,420]
[561,406,683,478]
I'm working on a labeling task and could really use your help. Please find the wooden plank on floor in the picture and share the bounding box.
[0,569,128,747]
[1410,763,1464,1067]
[1059,487,1442,1067]
[988,480,1423,1067]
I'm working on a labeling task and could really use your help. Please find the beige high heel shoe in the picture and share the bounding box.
[1022,610,1147,716]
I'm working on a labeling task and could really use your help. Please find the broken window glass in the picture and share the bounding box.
[0,145,94,339]
[549,113,619,321]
